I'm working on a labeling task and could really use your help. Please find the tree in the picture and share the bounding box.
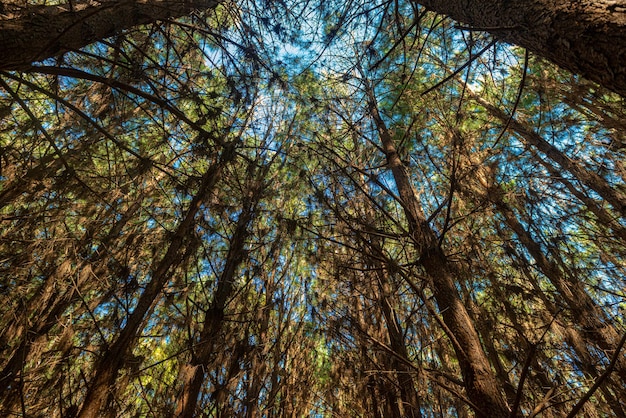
[1,0,626,97]
[417,0,626,97]
[0,0,223,70]
[362,78,511,417]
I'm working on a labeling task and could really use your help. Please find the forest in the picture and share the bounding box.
[0,0,625,417]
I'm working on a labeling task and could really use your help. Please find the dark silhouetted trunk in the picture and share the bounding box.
[0,211,138,400]
[174,181,260,418]
[489,187,626,378]
[377,272,423,418]
[76,153,231,418]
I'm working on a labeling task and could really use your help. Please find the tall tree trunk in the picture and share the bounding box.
[490,188,626,378]
[461,161,626,400]
[2,0,625,99]
[364,81,510,417]
[0,201,140,409]
[174,180,260,418]
[417,0,626,97]
[76,152,230,418]
[353,290,403,418]
[471,93,626,218]
[376,271,423,418]
[0,0,223,70]
[503,236,626,417]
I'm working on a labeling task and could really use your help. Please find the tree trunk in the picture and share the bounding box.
[489,189,626,379]
[461,157,626,391]
[472,93,626,218]
[76,153,229,418]
[505,238,626,417]
[174,181,259,418]
[376,273,423,418]
[0,203,140,409]
[364,81,511,418]
[0,0,222,70]
[417,0,626,97]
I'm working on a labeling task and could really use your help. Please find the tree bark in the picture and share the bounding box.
[364,81,511,417]
[461,155,626,387]
[417,0,626,97]
[472,93,626,218]
[0,201,140,409]
[489,188,626,379]
[376,272,423,418]
[498,228,626,417]
[0,0,222,70]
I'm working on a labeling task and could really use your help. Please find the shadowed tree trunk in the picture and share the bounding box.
[458,158,626,413]
[488,185,626,379]
[499,226,626,417]
[0,201,141,410]
[0,0,223,70]
[417,0,626,97]
[471,93,626,217]
[376,269,423,418]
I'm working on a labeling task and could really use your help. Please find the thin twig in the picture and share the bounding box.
[421,39,496,96]
[492,49,529,147]
[509,311,559,417]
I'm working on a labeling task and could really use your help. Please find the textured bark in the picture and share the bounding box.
[364,83,510,417]
[464,152,626,392]
[507,240,626,417]
[0,0,222,70]
[490,190,626,379]
[377,275,423,418]
[353,292,403,418]
[417,0,626,97]
[0,202,140,410]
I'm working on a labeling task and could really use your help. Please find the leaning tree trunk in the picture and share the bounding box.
[76,152,231,418]
[418,0,626,97]
[376,269,423,418]
[0,0,223,70]
[470,93,626,218]
[364,81,511,418]
[174,189,258,418]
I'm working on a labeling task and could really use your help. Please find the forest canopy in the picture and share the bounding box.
[1,1,625,417]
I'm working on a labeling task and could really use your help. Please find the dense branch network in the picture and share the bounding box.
[0,0,625,416]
